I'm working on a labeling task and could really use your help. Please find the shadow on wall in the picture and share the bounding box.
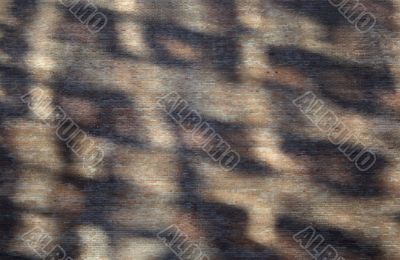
[269,0,396,40]
[280,133,387,197]
[267,46,394,115]
[144,20,241,82]
[276,214,383,259]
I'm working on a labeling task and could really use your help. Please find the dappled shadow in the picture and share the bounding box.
[177,158,281,259]
[144,20,241,82]
[0,1,37,258]
[53,78,143,147]
[269,0,396,42]
[276,214,384,259]
[196,202,281,260]
[267,46,395,115]
[0,0,399,259]
[281,133,387,197]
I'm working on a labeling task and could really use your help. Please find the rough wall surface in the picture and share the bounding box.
[0,0,400,259]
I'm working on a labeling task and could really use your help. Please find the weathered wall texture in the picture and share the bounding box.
[0,0,400,259]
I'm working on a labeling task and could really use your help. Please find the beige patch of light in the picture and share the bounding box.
[143,99,179,149]
[0,49,11,64]
[115,148,180,196]
[59,96,100,127]
[13,213,59,254]
[250,128,306,173]
[0,0,17,25]
[115,238,168,260]
[78,225,110,260]
[203,186,278,246]
[159,37,203,62]
[341,113,386,148]
[27,86,54,120]
[104,0,139,14]
[116,21,152,58]
[247,201,280,246]
[0,85,7,99]
[14,168,59,209]
[6,120,62,169]
[173,0,215,33]
[191,80,268,124]
[25,1,61,80]
[237,1,264,30]
[74,137,108,179]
